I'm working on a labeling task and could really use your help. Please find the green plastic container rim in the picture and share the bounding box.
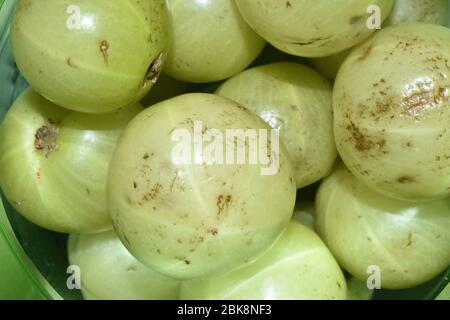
[0,0,61,300]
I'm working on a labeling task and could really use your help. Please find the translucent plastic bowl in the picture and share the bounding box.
[0,0,448,300]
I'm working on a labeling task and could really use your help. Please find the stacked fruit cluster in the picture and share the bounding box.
[0,0,449,300]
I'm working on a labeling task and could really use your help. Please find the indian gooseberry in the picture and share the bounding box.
[11,0,170,113]
[107,93,296,280]
[164,0,265,83]
[216,62,337,188]
[315,164,450,289]
[68,230,180,300]
[179,221,347,300]
[0,88,142,233]
[333,23,450,201]
[235,0,394,57]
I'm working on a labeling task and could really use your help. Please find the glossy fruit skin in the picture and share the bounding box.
[236,0,394,57]
[0,88,142,233]
[68,230,180,300]
[334,23,450,201]
[11,0,170,113]
[315,164,450,289]
[216,62,337,188]
[107,93,296,280]
[179,221,347,300]
[384,0,449,26]
[164,0,265,83]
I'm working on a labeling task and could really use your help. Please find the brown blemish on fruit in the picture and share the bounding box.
[349,15,364,24]
[210,228,219,236]
[347,122,385,152]
[66,58,76,68]
[405,232,413,248]
[217,194,232,217]
[146,52,164,84]
[143,153,150,160]
[397,176,416,184]
[142,183,163,202]
[34,120,59,157]
[285,1,292,8]
[100,40,109,64]
[36,168,42,182]
[357,45,372,61]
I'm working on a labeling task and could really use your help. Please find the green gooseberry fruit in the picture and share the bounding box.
[68,230,180,300]
[11,0,170,113]
[236,0,394,57]
[333,23,450,201]
[216,62,337,188]
[179,221,347,300]
[107,93,296,280]
[315,164,450,289]
[164,0,265,83]
[0,88,142,233]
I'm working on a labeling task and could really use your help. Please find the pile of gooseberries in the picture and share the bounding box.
[0,0,449,300]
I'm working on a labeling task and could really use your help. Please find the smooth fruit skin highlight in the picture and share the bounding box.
[216,62,337,188]
[315,164,450,289]
[236,0,394,57]
[107,93,296,280]
[179,221,347,300]
[333,23,450,201]
[68,230,180,300]
[164,0,265,83]
[0,88,142,233]
[12,0,170,113]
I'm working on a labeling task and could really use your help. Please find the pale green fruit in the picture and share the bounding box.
[0,88,142,233]
[315,164,450,289]
[384,0,449,26]
[164,0,265,83]
[179,221,347,300]
[216,62,337,188]
[334,23,450,201]
[107,93,296,280]
[68,230,180,300]
[11,0,170,113]
[236,0,394,57]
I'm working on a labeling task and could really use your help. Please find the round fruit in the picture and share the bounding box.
[163,0,265,83]
[107,93,296,280]
[0,88,141,233]
[179,221,347,300]
[315,164,450,289]
[384,0,449,26]
[236,0,394,57]
[216,62,337,188]
[333,23,450,201]
[68,230,180,300]
[12,0,170,113]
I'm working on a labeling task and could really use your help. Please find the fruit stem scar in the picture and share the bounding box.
[146,52,164,84]
[100,40,109,65]
[34,119,59,157]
